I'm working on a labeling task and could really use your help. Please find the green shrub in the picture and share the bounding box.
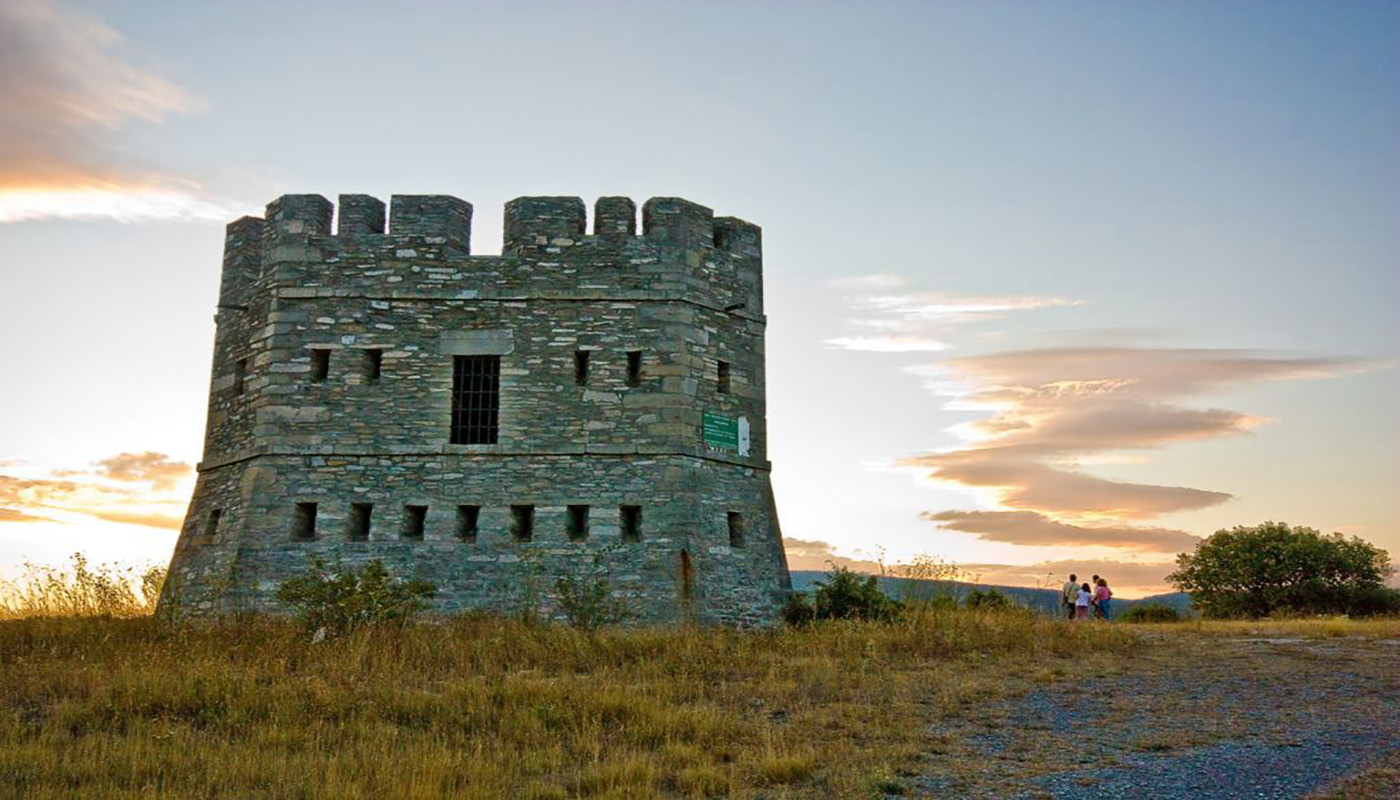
[813,567,900,622]
[783,591,816,626]
[964,588,1010,610]
[276,559,436,637]
[1119,603,1183,623]
[553,574,627,631]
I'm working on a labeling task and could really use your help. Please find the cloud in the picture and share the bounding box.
[95,452,192,490]
[0,454,191,531]
[825,289,1074,353]
[0,0,225,222]
[923,510,1200,552]
[0,507,54,523]
[901,348,1354,543]
[782,537,884,573]
[86,510,183,530]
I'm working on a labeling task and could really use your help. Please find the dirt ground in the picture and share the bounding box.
[908,629,1400,799]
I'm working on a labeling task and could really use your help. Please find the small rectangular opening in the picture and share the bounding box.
[205,508,222,539]
[574,350,590,386]
[456,505,480,542]
[364,349,383,382]
[626,351,642,387]
[727,511,745,547]
[402,504,427,540]
[233,358,248,395]
[620,504,641,543]
[511,505,535,542]
[717,360,731,394]
[347,502,372,541]
[292,502,317,540]
[566,505,590,542]
[310,349,330,382]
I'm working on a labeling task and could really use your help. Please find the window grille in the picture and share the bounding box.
[450,355,501,444]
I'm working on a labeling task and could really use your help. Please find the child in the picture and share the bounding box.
[1075,582,1092,620]
[1094,578,1113,621]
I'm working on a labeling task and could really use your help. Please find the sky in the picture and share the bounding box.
[1,0,1396,597]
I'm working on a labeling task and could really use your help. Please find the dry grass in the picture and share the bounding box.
[0,554,164,620]
[0,607,1135,798]
[1310,749,1400,799]
[1181,616,1400,640]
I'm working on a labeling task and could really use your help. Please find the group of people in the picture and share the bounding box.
[1062,573,1113,621]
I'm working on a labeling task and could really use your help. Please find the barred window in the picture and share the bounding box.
[450,355,501,445]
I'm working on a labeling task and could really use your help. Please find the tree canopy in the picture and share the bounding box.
[1168,521,1397,618]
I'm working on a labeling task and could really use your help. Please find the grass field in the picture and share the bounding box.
[2,562,1395,798]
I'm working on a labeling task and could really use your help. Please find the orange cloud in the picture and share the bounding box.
[923,510,1200,552]
[782,537,884,574]
[0,507,54,523]
[95,451,192,490]
[0,0,224,222]
[0,454,189,532]
[899,348,1354,546]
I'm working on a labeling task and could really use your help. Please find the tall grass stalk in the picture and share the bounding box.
[0,553,165,619]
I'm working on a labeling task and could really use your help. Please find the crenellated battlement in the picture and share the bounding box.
[246,193,759,259]
[169,188,789,627]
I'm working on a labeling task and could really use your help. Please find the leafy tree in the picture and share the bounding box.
[1168,522,1397,618]
[812,566,901,622]
[277,559,437,637]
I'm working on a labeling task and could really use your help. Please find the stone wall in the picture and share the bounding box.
[164,193,791,627]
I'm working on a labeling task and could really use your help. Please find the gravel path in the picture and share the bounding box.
[909,635,1400,799]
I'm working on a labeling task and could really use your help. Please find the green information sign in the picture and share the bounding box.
[702,411,739,452]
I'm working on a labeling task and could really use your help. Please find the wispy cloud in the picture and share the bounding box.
[923,509,1200,552]
[903,347,1356,545]
[1,450,192,531]
[94,451,192,491]
[0,0,226,222]
[824,285,1074,353]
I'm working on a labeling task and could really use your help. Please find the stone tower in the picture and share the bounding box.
[162,193,791,626]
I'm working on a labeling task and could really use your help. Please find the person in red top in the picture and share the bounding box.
[1093,578,1113,621]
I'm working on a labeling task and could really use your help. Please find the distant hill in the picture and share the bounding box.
[790,570,1194,616]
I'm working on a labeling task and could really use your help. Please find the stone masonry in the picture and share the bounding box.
[161,193,792,626]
